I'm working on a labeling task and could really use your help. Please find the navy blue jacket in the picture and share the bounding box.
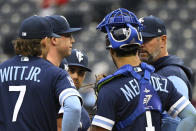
[152,55,193,100]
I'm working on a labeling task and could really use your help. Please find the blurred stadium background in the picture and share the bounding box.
[0,0,196,103]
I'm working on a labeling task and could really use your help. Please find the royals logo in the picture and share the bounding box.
[139,17,144,25]
[76,50,84,63]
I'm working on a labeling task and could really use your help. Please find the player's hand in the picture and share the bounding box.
[95,73,107,83]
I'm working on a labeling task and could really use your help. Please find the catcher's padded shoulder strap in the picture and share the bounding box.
[96,64,137,93]
[116,63,163,130]
[96,62,155,93]
[96,74,122,93]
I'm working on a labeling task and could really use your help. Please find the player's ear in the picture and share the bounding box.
[109,48,115,55]
[160,35,167,47]
[110,48,118,58]
[161,35,167,42]
[40,37,48,47]
[50,37,58,46]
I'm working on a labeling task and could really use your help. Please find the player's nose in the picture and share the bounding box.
[71,36,75,43]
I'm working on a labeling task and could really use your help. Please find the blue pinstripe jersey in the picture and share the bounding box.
[0,55,81,131]
[92,65,189,131]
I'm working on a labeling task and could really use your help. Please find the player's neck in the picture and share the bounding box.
[116,55,141,68]
[46,53,62,67]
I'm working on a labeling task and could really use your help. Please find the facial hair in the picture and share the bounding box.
[139,50,155,65]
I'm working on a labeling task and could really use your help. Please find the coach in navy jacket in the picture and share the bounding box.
[139,15,193,131]
[153,55,192,99]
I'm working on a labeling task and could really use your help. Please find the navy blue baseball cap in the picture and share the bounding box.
[18,15,61,39]
[66,49,91,72]
[59,58,69,71]
[46,15,82,35]
[139,15,166,38]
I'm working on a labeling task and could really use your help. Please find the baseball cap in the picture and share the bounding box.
[46,15,82,35]
[66,49,91,72]
[59,58,69,71]
[139,15,166,38]
[18,15,61,39]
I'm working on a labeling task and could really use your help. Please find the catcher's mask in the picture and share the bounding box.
[97,8,143,50]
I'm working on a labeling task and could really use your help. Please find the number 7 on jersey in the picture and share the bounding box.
[9,85,26,122]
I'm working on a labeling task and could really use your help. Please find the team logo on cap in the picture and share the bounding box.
[76,50,84,63]
[139,17,144,25]
[64,64,69,71]
[158,28,162,33]
[22,32,27,36]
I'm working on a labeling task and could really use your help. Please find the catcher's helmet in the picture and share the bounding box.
[97,8,143,50]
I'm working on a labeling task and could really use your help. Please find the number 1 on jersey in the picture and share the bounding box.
[145,111,155,131]
[9,85,26,122]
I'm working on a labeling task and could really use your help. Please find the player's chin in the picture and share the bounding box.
[63,50,71,57]
[68,48,72,54]
[67,51,72,56]
[75,84,80,89]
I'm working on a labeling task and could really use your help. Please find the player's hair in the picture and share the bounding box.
[105,36,139,57]
[13,38,42,56]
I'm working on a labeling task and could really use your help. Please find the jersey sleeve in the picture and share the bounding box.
[55,70,82,107]
[163,79,190,118]
[167,76,189,99]
[91,85,117,130]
